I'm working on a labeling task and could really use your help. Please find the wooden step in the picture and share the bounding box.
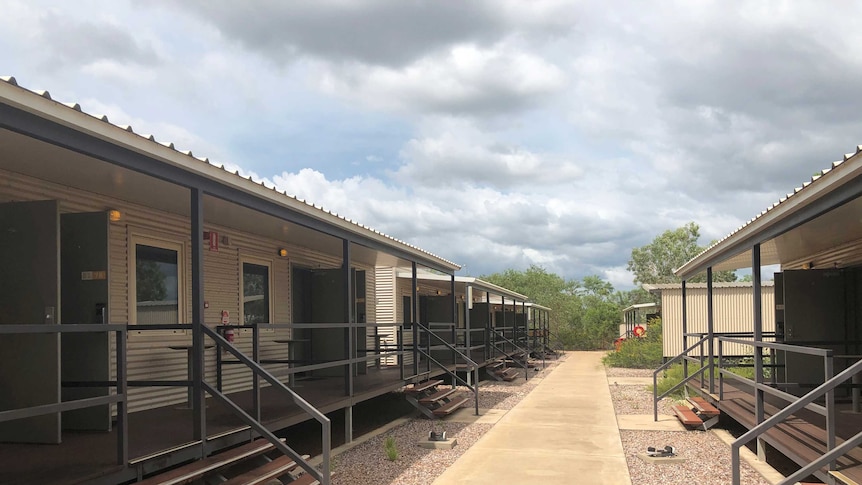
[486,360,505,371]
[433,396,469,416]
[495,368,518,381]
[672,404,703,427]
[687,396,720,417]
[405,380,443,394]
[830,470,861,485]
[137,439,280,485]
[419,388,457,404]
[221,454,308,485]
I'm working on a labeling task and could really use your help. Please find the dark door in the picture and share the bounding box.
[353,269,367,375]
[61,212,110,431]
[310,269,345,377]
[784,269,847,396]
[0,200,61,443]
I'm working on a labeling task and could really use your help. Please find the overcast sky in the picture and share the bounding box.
[3,1,860,289]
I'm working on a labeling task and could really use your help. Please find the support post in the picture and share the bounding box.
[412,263,419,377]
[500,296,505,358]
[343,240,353,397]
[682,280,688,378]
[752,244,766,460]
[486,291,491,361]
[707,267,715,394]
[451,274,457,383]
[345,406,353,444]
[190,187,206,453]
[465,285,472,371]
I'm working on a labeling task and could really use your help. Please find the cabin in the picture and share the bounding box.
[658,143,862,484]
[643,282,775,361]
[619,302,658,340]
[0,76,536,485]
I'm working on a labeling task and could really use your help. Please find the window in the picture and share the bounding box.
[243,262,270,325]
[129,234,184,327]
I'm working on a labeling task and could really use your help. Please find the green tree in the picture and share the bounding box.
[482,265,578,346]
[482,267,628,351]
[627,222,736,285]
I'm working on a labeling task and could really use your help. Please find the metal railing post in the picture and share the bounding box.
[253,324,260,422]
[825,355,835,472]
[398,326,404,381]
[116,327,128,465]
[718,340,724,401]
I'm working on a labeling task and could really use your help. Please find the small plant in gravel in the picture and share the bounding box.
[384,436,398,461]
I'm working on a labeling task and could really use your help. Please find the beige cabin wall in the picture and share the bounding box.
[661,284,776,358]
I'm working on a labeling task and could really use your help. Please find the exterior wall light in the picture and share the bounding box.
[277,248,288,258]
[108,209,122,222]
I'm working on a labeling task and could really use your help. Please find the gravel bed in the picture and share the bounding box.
[330,420,493,485]
[319,356,780,485]
[609,382,677,416]
[611,371,776,485]
[605,367,655,378]
[327,356,565,485]
[621,429,771,485]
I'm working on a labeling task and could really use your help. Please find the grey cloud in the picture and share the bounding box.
[161,1,508,67]
[566,3,862,218]
[38,12,161,67]
[395,137,581,190]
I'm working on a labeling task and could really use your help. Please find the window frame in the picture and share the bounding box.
[128,232,186,335]
[240,255,273,327]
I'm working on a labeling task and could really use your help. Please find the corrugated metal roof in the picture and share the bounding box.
[621,302,657,312]
[394,270,530,301]
[675,144,862,278]
[0,75,459,270]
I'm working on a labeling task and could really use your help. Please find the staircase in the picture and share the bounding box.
[671,396,720,431]
[486,361,519,382]
[136,438,325,485]
[405,380,470,419]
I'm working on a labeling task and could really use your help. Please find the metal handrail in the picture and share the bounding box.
[719,337,832,356]
[215,322,409,390]
[203,326,330,485]
[652,335,709,421]
[490,329,531,380]
[413,321,480,416]
[731,358,862,485]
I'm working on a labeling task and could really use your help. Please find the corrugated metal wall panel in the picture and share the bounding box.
[662,285,775,358]
[373,267,398,365]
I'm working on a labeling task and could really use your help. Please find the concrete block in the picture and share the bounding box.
[636,453,687,465]
[418,438,458,450]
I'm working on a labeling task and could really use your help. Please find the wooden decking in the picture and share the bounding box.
[700,380,862,483]
[0,365,429,485]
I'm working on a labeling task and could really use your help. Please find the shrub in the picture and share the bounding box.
[652,361,703,399]
[602,318,663,368]
[384,436,398,461]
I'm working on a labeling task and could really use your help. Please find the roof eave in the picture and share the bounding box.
[0,77,460,272]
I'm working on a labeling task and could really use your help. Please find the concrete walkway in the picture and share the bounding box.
[432,352,632,485]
